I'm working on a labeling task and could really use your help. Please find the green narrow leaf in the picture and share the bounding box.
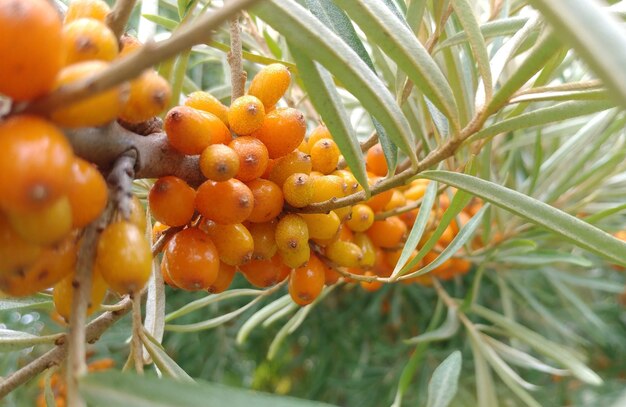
[436,17,529,51]
[236,295,292,345]
[80,371,336,407]
[469,100,614,143]
[421,170,626,266]
[141,330,194,383]
[527,0,626,108]
[451,0,493,103]
[404,306,459,345]
[0,295,52,312]
[255,0,416,163]
[336,0,461,134]
[483,336,569,375]
[469,335,498,407]
[0,329,61,352]
[290,47,370,194]
[164,289,262,322]
[426,351,462,407]
[142,14,179,31]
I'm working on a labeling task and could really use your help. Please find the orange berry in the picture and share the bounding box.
[354,232,375,268]
[252,107,306,158]
[300,212,340,240]
[384,190,407,211]
[67,158,108,228]
[164,227,219,291]
[0,212,42,274]
[275,214,309,253]
[228,95,265,135]
[282,173,314,208]
[248,221,278,260]
[307,125,332,150]
[360,271,383,292]
[346,204,375,232]
[50,61,126,127]
[366,216,407,248]
[196,179,254,224]
[404,180,429,201]
[53,266,108,321]
[310,139,340,174]
[240,254,290,288]
[373,247,393,278]
[333,169,361,195]
[0,116,73,213]
[199,144,240,181]
[248,63,291,109]
[202,222,254,266]
[119,70,171,123]
[325,240,363,268]
[6,196,72,245]
[62,18,118,65]
[128,194,147,232]
[207,262,236,293]
[245,179,283,223]
[165,106,231,155]
[288,254,325,306]
[229,136,269,182]
[311,175,346,204]
[96,221,152,294]
[119,34,141,58]
[160,253,178,288]
[278,244,311,269]
[0,0,63,101]
[65,0,110,23]
[185,91,230,127]
[268,150,312,186]
[365,177,394,212]
[366,143,388,177]
[323,262,341,286]
[148,176,196,227]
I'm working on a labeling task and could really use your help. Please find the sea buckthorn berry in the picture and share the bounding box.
[119,34,142,58]
[148,176,196,227]
[208,262,237,293]
[248,63,291,109]
[164,227,219,291]
[160,253,179,288]
[385,190,407,211]
[65,0,110,23]
[323,262,341,286]
[252,107,306,159]
[360,272,383,292]
[333,169,361,195]
[200,144,240,181]
[297,140,310,154]
[423,249,454,279]
[51,61,126,127]
[129,195,148,233]
[437,224,457,247]
[240,254,290,288]
[279,243,310,269]
[300,212,340,241]
[365,177,394,212]
[0,115,73,213]
[248,221,278,260]
[62,18,118,65]
[0,0,63,101]
[373,247,393,278]
[196,179,254,224]
[338,224,355,242]
[333,206,352,222]
[268,151,312,186]
[288,254,325,306]
[307,125,332,150]
[0,233,77,296]
[275,214,309,253]
[53,266,108,321]
[311,175,346,204]
[202,222,254,266]
[96,221,152,294]
[366,143,388,177]
[152,222,169,244]
[7,196,72,245]
[246,179,283,223]
[0,212,42,274]
[165,106,231,155]
[367,216,407,248]
[67,158,107,228]
[325,240,363,268]
[354,232,375,268]
[283,173,314,208]
[184,91,230,127]
[404,179,429,201]
[310,139,340,175]
[119,70,171,123]
[228,95,265,135]
[229,136,269,182]
[346,204,375,232]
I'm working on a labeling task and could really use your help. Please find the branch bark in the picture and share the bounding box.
[228,13,247,100]
[106,0,137,41]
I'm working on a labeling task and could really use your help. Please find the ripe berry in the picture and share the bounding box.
[7,196,72,245]
[119,70,171,123]
[310,139,340,174]
[282,173,314,208]
[248,220,278,260]
[252,107,306,159]
[185,91,230,127]
[364,176,394,212]
[404,179,429,200]
[67,158,108,228]
[246,179,283,223]
[229,136,269,182]
[275,214,309,253]
[129,194,148,233]
[240,254,290,288]
[165,106,231,155]
[164,227,219,291]
[268,150,312,186]
[119,34,142,58]
[228,95,265,135]
[51,61,126,127]
[248,63,291,109]
[311,175,346,203]
[195,179,254,224]
[200,144,240,181]
[65,0,110,23]
[0,212,42,274]
[360,272,383,292]
[325,240,363,268]
[366,216,407,248]
[306,125,332,151]
[96,221,152,294]
[0,0,63,101]
[53,266,108,321]
[0,115,73,213]
[148,176,196,227]
[288,254,325,306]
[207,262,237,294]
[202,222,254,266]
[333,169,361,195]
[62,18,118,65]
[366,143,388,177]
[346,204,375,232]
[300,212,340,241]
[278,243,311,269]
[160,253,178,288]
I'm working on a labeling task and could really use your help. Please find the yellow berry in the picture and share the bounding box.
[228,95,265,135]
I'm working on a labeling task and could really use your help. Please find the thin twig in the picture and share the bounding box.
[106,0,138,41]
[131,294,144,374]
[228,12,247,100]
